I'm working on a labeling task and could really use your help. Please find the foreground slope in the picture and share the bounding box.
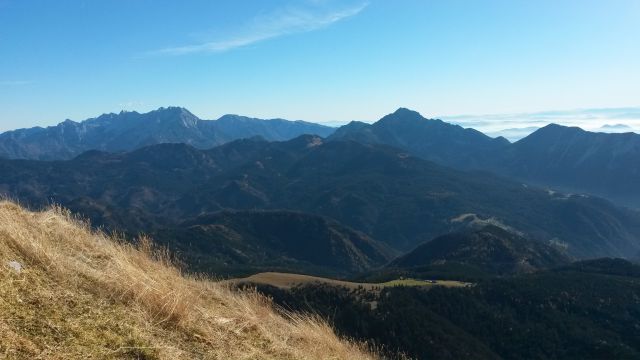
[0,201,372,359]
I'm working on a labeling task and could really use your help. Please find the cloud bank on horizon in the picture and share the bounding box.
[441,107,640,142]
[150,0,368,56]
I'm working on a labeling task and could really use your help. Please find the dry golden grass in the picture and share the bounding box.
[0,201,375,359]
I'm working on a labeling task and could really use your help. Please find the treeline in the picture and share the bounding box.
[254,259,640,359]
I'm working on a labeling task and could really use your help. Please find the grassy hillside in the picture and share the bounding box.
[0,201,373,359]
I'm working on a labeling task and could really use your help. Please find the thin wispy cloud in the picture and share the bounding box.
[150,0,368,56]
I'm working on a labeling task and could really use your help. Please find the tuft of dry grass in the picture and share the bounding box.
[0,201,375,359]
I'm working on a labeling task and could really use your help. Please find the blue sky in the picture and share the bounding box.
[1,0,639,134]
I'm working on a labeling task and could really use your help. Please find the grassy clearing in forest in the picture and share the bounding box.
[226,272,470,290]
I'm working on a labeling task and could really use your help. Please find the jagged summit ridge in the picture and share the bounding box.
[0,107,334,160]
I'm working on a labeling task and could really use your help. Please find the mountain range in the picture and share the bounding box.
[492,124,640,207]
[0,107,333,160]
[4,106,640,208]
[1,134,639,265]
[330,108,640,208]
[2,106,640,275]
[329,108,510,169]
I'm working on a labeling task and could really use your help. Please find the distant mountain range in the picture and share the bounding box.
[492,124,640,207]
[1,135,639,262]
[4,106,640,208]
[331,108,640,208]
[0,107,334,160]
[329,108,509,169]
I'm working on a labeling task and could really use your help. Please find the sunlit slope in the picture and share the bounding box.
[0,201,372,359]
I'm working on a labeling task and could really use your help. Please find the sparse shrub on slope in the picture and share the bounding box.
[0,201,373,359]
